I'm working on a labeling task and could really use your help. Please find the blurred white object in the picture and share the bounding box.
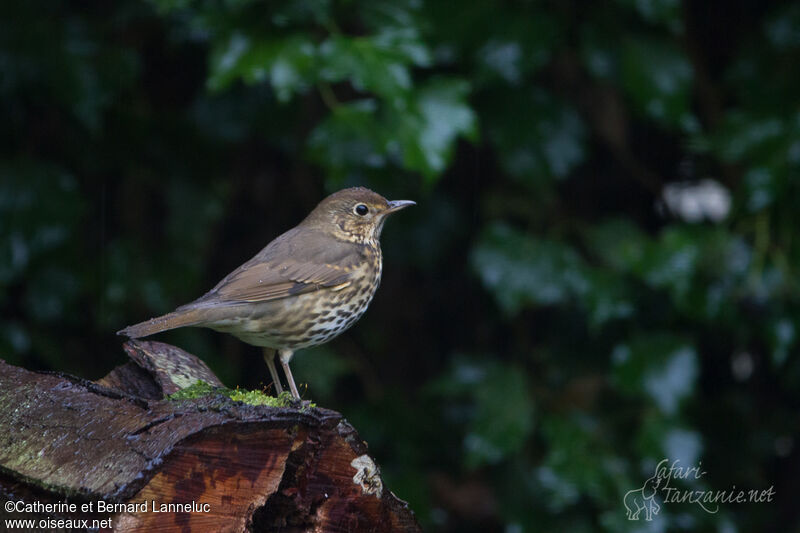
[661,179,731,223]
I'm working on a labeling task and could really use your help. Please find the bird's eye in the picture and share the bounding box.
[354,204,369,216]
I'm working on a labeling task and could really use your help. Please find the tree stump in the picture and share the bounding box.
[0,340,421,532]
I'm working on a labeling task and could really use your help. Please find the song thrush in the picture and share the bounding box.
[118,187,414,398]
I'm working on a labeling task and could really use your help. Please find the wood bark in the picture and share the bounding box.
[0,340,420,532]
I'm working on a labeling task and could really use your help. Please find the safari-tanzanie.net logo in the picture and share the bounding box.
[624,459,775,521]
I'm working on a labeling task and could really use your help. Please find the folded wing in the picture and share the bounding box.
[187,227,361,307]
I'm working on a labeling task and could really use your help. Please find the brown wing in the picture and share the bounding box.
[184,227,361,307]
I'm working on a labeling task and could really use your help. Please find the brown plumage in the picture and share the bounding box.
[118,187,415,398]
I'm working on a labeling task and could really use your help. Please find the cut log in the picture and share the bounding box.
[0,340,420,532]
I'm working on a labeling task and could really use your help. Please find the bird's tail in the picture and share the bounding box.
[117,309,204,338]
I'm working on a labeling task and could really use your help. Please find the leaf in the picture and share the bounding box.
[465,364,533,468]
[400,79,476,181]
[707,111,800,212]
[307,99,387,178]
[615,0,683,32]
[208,33,317,101]
[471,224,590,315]
[485,89,586,184]
[764,3,800,50]
[768,317,796,367]
[538,413,620,505]
[433,357,534,468]
[585,218,649,273]
[637,226,701,301]
[612,334,698,416]
[474,13,558,86]
[635,417,703,470]
[583,270,635,328]
[713,112,786,163]
[472,223,637,326]
[309,79,474,183]
[620,38,693,128]
[318,32,419,100]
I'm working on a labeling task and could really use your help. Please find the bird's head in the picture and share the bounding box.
[302,187,415,244]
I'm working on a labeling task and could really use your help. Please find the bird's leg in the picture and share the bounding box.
[279,348,300,399]
[263,348,283,395]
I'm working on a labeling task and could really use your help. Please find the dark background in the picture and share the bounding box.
[2,0,799,531]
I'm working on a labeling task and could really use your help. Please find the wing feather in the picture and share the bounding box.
[186,227,362,306]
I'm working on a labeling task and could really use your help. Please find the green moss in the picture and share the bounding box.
[299,400,317,411]
[228,389,296,407]
[167,380,220,400]
[167,380,307,408]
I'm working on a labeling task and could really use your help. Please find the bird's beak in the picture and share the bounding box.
[386,200,416,213]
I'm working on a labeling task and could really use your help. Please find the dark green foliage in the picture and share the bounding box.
[2,0,798,531]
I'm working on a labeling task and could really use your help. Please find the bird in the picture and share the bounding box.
[118,187,415,399]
